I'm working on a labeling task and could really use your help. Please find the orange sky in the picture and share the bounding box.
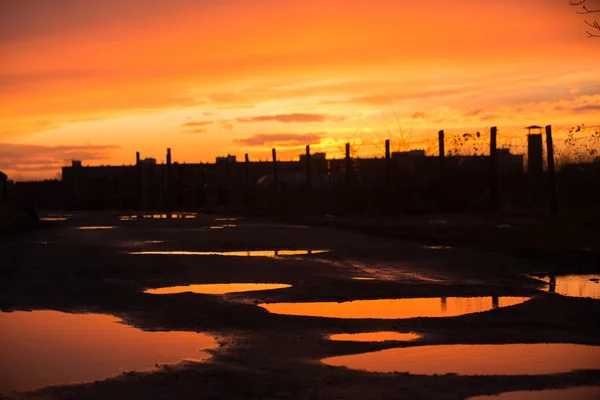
[1,0,599,180]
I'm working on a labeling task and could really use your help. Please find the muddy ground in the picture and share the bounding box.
[1,212,599,399]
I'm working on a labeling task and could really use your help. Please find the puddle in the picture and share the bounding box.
[259,297,529,319]
[422,245,454,250]
[130,250,329,257]
[40,217,68,221]
[321,344,600,375]
[533,274,600,299]
[210,224,236,229]
[0,310,218,394]
[77,226,116,230]
[145,283,291,295]
[329,332,421,342]
[126,213,196,220]
[352,277,377,281]
[214,217,237,221]
[468,386,600,400]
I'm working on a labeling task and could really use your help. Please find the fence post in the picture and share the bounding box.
[490,127,499,210]
[527,134,543,206]
[135,152,141,210]
[244,154,252,211]
[305,145,312,189]
[245,154,251,189]
[438,130,446,209]
[545,125,559,213]
[272,148,278,188]
[166,148,171,214]
[345,143,352,182]
[385,139,391,187]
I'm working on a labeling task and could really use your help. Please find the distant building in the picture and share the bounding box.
[299,152,326,162]
[140,158,156,165]
[392,150,426,157]
[216,155,236,163]
[0,170,7,205]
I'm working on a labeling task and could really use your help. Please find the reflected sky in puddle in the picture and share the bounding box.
[534,275,600,299]
[40,217,68,221]
[352,277,377,281]
[145,283,291,295]
[468,386,600,400]
[130,250,329,257]
[421,245,454,250]
[0,311,217,394]
[77,226,116,230]
[120,213,196,220]
[329,332,421,342]
[210,224,236,229]
[322,344,600,375]
[259,297,529,319]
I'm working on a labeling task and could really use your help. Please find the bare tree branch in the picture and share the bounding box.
[570,0,600,37]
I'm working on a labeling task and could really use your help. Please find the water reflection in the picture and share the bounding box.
[534,274,600,299]
[130,250,329,257]
[329,332,421,342]
[77,226,116,230]
[421,245,454,250]
[259,297,529,319]
[468,386,600,400]
[0,311,218,393]
[145,283,291,295]
[120,213,196,220]
[39,217,68,221]
[321,344,600,375]
[210,224,236,229]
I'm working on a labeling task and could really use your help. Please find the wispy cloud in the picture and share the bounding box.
[234,133,325,147]
[181,121,212,128]
[0,143,119,179]
[236,113,337,124]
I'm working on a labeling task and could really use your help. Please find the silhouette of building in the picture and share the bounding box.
[0,171,7,206]
[10,147,545,212]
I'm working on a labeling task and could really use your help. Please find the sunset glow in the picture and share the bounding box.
[2,0,599,179]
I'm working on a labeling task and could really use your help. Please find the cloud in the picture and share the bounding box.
[0,143,119,179]
[234,133,325,147]
[236,113,334,123]
[181,121,212,128]
[218,120,234,130]
[464,109,484,117]
[411,112,426,119]
[572,104,600,113]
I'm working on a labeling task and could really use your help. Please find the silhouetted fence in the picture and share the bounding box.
[9,125,600,214]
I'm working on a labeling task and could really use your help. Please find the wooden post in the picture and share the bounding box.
[438,130,446,209]
[345,143,352,182]
[135,152,141,210]
[490,126,499,210]
[244,153,252,211]
[244,154,251,189]
[545,125,559,213]
[438,130,445,175]
[527,134,543,205]
[166,148,171,214]
[385,139,391,187]
[305,145,312,189]
[272,148,278,187]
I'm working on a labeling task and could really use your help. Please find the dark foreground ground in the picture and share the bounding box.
[1,211,599,399]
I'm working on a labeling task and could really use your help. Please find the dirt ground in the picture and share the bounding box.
[1,212,599,399]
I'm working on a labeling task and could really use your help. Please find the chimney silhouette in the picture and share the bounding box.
[166,148,171,165]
